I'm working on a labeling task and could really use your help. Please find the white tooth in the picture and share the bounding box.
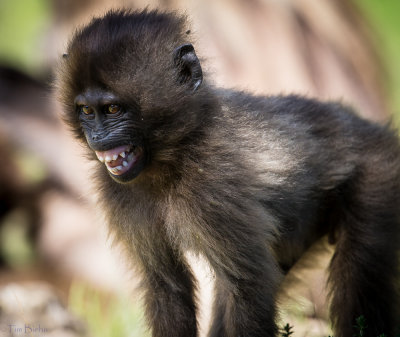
[123,161,128,167]
[113,154,118,160]
[105,155,112,162]
[95,152,105,162]
[120,151,126,158]
[116,166,123,170]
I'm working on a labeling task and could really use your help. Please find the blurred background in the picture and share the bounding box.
[0,0,399,336]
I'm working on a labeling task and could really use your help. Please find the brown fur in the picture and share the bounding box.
[57,9,400,337]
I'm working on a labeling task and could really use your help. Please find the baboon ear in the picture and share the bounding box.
[173,44,203,91]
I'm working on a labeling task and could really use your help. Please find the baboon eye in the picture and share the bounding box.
[107,104,121,114]
[80,105,93,115]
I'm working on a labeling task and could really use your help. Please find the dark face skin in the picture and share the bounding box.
[76,87,146,183]
[69,41,202,185]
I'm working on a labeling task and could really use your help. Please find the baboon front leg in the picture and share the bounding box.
[207,240,281,337]
[135,235,198,337]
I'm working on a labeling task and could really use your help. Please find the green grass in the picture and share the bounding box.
[354,1,400,116]
[279,316,400,337]
[0,0,51,75]
[0,209,36,268]
[68,281,150,337]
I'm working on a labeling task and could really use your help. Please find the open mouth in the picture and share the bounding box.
[95,145,142,176]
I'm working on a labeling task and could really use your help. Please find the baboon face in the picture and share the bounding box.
[58,11,203,183]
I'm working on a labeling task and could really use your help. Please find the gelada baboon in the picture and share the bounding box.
[57,9,400,337]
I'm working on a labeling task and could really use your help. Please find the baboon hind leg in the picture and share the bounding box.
[329,174,400,337]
